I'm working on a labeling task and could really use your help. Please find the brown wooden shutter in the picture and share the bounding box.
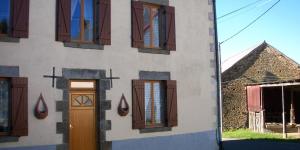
[166,80,177,127]
[131,1,144,48]
[11,0,30,38]
[11,77,28,136]
[165,6,176,51]
[132,80,145,129]
[247,86,261,112]
[56,0,71,42]
[99,0,111,45]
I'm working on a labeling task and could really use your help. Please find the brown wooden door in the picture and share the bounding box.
[69,91,97,150]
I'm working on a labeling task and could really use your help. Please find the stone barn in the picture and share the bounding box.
[222,41,300,130]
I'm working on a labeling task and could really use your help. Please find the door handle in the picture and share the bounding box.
[70,124,73,129]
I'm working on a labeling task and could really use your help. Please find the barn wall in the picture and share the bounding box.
[222,44,300,130]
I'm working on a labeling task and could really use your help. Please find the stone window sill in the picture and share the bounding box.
[64,42,104,50]
[0,36,20,43]
[139,127,172,133]
[0,136,19,143]
[138,48,170,55]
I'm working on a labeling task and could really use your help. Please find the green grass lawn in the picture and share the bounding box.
[223,129,299,141]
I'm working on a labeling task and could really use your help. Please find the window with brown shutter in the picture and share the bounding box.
[131,1,144,48]
[56,0,111,45]
[0,0,29,39]
[0,77,28,137]
[164,6,176,51]
[166,80,177,127]
[56,0,71,42]
[132,80,145,129]
[11,0,30,38]
[11,77,28,136]
[132,79,177,130]
[131,2,176,51]
[99,0,111,45]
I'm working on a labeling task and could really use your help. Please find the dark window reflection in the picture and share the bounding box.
[0,80,10,132]
[0,0,10,35]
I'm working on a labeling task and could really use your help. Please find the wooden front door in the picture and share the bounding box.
[69,81,97,150]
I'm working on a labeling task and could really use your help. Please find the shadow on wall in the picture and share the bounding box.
[263,71,279,82]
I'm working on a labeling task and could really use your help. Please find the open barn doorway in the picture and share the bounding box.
[247,81,300,138]
[263,86,300,135]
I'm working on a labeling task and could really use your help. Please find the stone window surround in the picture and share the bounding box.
[64,42,104,50]
[0,65,19,143]
[138,71,172,133]
[56,68,112,150]
[137,0,171,55]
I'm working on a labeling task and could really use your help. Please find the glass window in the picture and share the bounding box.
[0,79,10,132]
[71,0,94,42]
[72,95,94,107]
[71,0,81,41]
[70,81,95,89]
[145,82,152,125]
[143,7,151,48]
[144,81,166,127]
[143,4,160,48]
[83,0,93,41]
[152,8,159,48]
[0,0,10,35]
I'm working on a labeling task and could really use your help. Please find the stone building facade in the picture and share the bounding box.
[222,42,300,130]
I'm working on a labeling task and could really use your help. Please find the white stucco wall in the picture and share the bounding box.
[0,0,217,148]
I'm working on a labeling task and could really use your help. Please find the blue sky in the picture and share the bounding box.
[216,0,300,63]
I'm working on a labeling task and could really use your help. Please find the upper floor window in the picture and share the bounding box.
[0,0,29,39]
[56,0,111,45]
[132,1,176,51]
[71,0,94,42]
[0,0,11,35]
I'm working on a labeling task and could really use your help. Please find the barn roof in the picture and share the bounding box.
[247,78,300,87]
[221,41,300,73]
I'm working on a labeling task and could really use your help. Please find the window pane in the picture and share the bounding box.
[0,0,10,34]
[143,7,151,47]
[154,82,165,124]
[152,8,160,48]
[144,82,152,125]
[84,0,93,42]
[71,0,81,41]
[70,81,95,89]
[0,80,10,132]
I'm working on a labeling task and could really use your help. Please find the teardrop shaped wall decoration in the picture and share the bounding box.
[34,93,48,119]
[118,94,129,116]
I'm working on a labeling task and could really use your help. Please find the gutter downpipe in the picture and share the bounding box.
[212,0,223,149]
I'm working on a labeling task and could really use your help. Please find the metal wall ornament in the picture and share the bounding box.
[118,94,129,116]
[34,93,48,119]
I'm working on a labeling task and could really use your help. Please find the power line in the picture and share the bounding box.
[220,0,280,45]
[217,0,265,19]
